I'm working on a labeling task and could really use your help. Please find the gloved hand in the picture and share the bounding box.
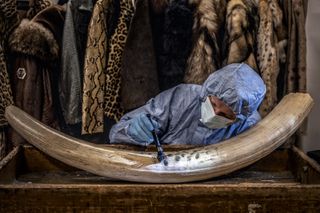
[127,113,160,145]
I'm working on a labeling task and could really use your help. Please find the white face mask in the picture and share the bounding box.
[200,97,235,129]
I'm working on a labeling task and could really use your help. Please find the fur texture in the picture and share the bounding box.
[285,0,306,94]
[157,0,193,90]
[82,0,113,134]
[9,19,59,61]
[257,0,287,117]
[121,0,160,110]
[222,0,259,71]
[184,0,226,84]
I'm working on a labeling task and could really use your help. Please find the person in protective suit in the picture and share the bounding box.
[109,63,266,146]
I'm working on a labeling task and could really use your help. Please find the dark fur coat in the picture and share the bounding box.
[8,5,65,146]
[150,0,193,90]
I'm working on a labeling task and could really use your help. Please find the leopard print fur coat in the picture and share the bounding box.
[82,0,134,134]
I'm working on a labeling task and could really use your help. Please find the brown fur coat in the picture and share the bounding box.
[222,0,259,71]
[8,5,65,146]
[184,0,226,84]
[257,0,287,117]
[283,0,307,94]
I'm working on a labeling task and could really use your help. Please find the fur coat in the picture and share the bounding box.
[82,0,114,135]
[283,0,307,95]
[257,0,287,117]
[121,0,159,110]
[82,0,135,134]
[184,0,226,84]
[222,0,259,71]
[150,0,194,90]
[9,5,65,146]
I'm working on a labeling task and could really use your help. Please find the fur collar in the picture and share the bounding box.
[9,19,59,61]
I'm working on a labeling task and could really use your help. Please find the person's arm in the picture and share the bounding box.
[109,93,171,146]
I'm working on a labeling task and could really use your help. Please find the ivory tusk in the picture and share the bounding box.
[5,93,313,183]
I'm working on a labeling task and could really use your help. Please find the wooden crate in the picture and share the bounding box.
[0,145,320,212]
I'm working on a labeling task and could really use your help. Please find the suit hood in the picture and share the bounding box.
[200,63,266,118]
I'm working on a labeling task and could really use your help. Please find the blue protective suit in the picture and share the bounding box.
[109,63,266,146]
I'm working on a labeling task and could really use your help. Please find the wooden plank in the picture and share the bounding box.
[1,146,320,212]
[289,146,320,184]
[0,146,20,183]
[22,145,76,172]
[0,184,320,212]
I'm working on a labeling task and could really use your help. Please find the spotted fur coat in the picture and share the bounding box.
[82,0,134,134]
[283,0,307,95]
[257,0,287,117]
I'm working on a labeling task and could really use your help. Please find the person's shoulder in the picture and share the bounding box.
[173,83,202,93]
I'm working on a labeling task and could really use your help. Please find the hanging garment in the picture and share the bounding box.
[103,0,134,121]
[280,0,308,135]
[283,0,307,95]
[0,0,20,160]
[60,1,81,125]
[120,0,160,111]
[184,0,226,84]
[150,0,193,91]
[9,5,65,145]
[222,0,259,71]
[71,0,94,71]
[110,63,266,146]
[257,0,287,117]
[82,0,114,135]
[82,0,134,134]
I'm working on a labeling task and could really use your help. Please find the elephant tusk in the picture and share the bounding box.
[5,93,313,183]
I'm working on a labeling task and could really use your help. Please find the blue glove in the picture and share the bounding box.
[127,113,160,145]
